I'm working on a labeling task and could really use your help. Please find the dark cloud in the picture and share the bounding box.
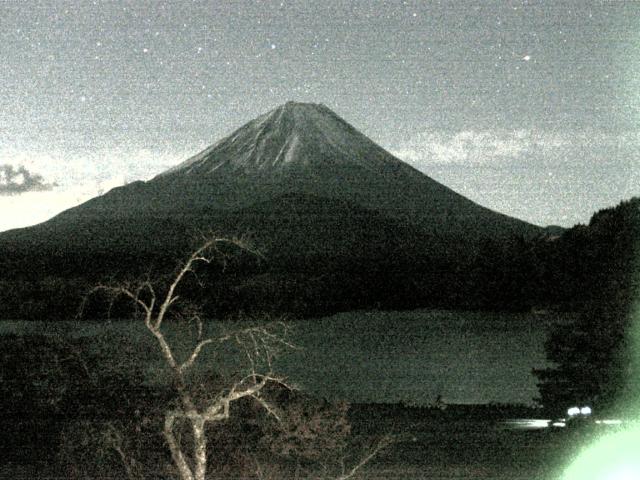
[0,164,54,195]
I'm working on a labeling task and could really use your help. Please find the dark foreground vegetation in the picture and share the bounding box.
[0,334,605,480]
[0,197,637,321]
[0,333,367,479]
[0,197,637,478]
[534,198,640,415]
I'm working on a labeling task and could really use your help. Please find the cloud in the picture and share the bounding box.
[391,129,639,167]
[392,129,552,166]
[0,164,55,195]
[0,146,191,189]
[0,147,191,231]
[390,128,639,227]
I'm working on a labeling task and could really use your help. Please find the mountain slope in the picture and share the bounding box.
[0,101,549,318]
[48,101,541,238]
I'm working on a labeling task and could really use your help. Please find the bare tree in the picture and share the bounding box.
[86,237,295,480]
[82,236,393,480]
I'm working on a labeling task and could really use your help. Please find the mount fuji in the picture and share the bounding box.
[40,101,539,237]
[0,102,546,315]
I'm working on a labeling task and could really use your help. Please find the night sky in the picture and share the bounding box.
[1,0,638,232]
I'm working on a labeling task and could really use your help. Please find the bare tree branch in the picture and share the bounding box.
[103,422,145,480]
[154,237,246,330]
[250,394,281,422]
[179,338,215,373]
[336,436,393,480]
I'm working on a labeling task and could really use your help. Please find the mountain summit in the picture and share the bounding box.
[134,101,538,237]
[159,101,420,179]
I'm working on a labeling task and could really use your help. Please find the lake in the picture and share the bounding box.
[0,309,568,406]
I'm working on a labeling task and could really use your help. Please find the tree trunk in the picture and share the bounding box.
[164,412,194,480]
[193,416,208,480]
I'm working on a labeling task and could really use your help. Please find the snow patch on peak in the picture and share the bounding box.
[156,101,410,179]
[282,133,301,165]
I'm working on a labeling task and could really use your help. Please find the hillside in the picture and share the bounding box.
[40,102,540,238]
[0,102,553,318]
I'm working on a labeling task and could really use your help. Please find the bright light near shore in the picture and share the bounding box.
[568,406,581,416]
[563,427,640,480]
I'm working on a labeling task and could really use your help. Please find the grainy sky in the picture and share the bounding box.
[1,0,638,231]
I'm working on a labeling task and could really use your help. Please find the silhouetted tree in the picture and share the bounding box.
[534,198,640,413]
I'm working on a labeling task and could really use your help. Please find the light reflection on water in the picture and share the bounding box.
[502,418,552,429]
[501,418,626,431]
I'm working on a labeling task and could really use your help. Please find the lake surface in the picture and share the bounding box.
[0,309,567,405]
[283,310,563,405]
